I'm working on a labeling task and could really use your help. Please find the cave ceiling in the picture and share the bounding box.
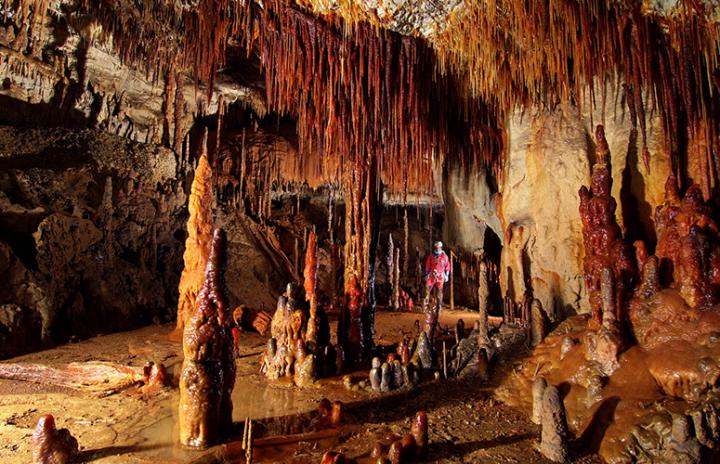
[3,0,720,195]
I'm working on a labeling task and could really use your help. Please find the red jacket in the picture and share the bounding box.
[424,251,450,288]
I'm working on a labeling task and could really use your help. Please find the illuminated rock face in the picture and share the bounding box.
[177,153,214,331]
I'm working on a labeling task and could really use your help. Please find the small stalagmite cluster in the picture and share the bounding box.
[261,231,333,387]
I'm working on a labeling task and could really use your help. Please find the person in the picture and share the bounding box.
[422,241,450,341]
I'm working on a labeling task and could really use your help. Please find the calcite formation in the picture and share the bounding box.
[177,147,215,331]
[179,229,235,448]
[654,176,720,308]
[538,384,569,462]
[31,415,78,464]
[304,231,319,345]
[579,125,635,327]
[262,275,333,385]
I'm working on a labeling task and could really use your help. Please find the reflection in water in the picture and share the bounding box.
[231,378,313,421]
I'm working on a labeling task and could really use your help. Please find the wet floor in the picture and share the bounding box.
[0,309,595,463]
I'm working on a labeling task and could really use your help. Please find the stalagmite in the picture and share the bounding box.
[177,132,214,331]
[387,234,395,307]
[478,261,490,346]
[31,415,78,464]
[477,346,490,382]
[403,210,409,279]
[530,299,545,347]
[369,357,382,392]
[539,385,569,462]
[380,362,391,392]
[328,190,334,244]
[412,332,433,370]
[579,126,635,327]
[449,251,454,311]
[392,248,401,311]
[412,411,429,459]
[636,255,660,299]
[532,377,548,425]
[179,229,235,448]
[655,177,720,308]
[305,231,319,345]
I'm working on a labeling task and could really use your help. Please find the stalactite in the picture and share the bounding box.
[254,0,503,193]
[403,210,409,279]
[434,0,720,195]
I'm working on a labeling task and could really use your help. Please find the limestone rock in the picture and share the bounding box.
[412,331,433,370]
[539,384,569,462]
[294,354,317,388]
[532,377,548,425]
[177,152,214,330]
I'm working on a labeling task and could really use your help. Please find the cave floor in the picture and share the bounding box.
[0,309,600,463]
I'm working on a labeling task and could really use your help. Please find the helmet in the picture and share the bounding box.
[434,241,443,249]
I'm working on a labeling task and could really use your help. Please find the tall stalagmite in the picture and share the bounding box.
[304,230,319,344]
[579,126,636,327]
[177,134,214,331]
[179,229,235,448]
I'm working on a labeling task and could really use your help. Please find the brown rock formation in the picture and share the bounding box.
[579,125,636,327]
[0,127,187,358]
[538,384,569,462]
[31,415,78,464]
[584,268,625,376]
[411,411,428,459]
[655,177,720,308]
[177,139,214,331]
[179,229,234,448]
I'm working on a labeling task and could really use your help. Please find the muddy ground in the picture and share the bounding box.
[0,309,601,463]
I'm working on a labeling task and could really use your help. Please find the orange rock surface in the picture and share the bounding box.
[177,151,215,331]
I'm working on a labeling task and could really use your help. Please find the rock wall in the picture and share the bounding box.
[0,126,187,358]
[442,89,671,319]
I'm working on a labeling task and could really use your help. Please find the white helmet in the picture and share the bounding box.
[434,241,443,249]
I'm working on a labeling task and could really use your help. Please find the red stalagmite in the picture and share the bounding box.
[304,230,319,344]
[579,126,636,327]
[655,176,720,308]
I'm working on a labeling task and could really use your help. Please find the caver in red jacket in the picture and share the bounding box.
[424,251,450,289]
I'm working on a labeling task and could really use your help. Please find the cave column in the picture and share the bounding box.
[341,155,382,362]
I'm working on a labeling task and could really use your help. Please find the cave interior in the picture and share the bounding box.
[1,0,720,463]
